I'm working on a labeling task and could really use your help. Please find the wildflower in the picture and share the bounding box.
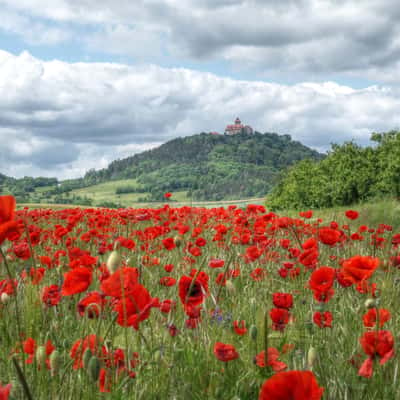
[259,370,324,400]
[41,285,61,307]
[272,293,293,309]
[363,308,391,328]
[341,255,379,284]
[0,383,11,400]
[345,210,359,220]
[178,270,209,307]
[254,348,287,371]
[318,227,341,246]
[61,267,93,296]
[213,342,239,362]
[313,311,333,328]
[270,308,290,331]
[0,195,20,245]
[359,330,394,378]
[233,320,247,335]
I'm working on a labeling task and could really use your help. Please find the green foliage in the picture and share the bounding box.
[78,132,323,201]
[1,131,323,204]
[268,131,400,210]
[115,185,137,195]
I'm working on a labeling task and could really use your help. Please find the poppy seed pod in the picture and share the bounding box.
[1,292,10,304]
[36,345,47,368]
[83,348,93,369]
[250,325,258,341]
[174,236,183,247]
[307,347,317,369]
[364,298,377,309]
[225,280,236,294]
[49,350,61,375]
[106,250,121,274]
[88,356,101,381]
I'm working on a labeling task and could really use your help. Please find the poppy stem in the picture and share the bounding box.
[12,356,34,400]
[0,246,25,368]
[264,309,269,369]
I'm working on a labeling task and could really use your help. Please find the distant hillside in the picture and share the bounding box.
[78,131,323,201]
[0,131,324,205]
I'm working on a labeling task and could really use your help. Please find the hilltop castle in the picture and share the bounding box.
[224,117,253,135]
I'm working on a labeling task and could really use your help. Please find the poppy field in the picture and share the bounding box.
[0,195,400,399]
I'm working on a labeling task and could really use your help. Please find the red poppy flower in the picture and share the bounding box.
[363,308,391,328]
[178,270,209,306]
[159,276,176,287]
[164,192,172,198]
[77,291,107,318]
[345,210,359,220]
[100,267,139,298]
[209,258,225,268]
[254,347,287,371]
[61,267,93,296]
[359,330,394,378]
[313,311,333,328]
[259,370,324,400]
[309,267,335,293]
[23,338,55,368]
[70,334,106,370]
[298,248,318,267]
[272,293,293,309]
[313,288,334,303]
[233,320,247,335]
[318,227,341,246]
[270,308,290,331]
[162,237,176,251]
[213,342,239,362]
[41,285,61,307]
[250,267,267,281]
[341,255,379,284]
[113,283,158,329]
[160,299,176,313]
[299,210,313,219]
[0,382,11,400]
[0,195,20,245]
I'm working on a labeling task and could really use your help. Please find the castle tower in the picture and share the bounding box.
[224,117,253,135]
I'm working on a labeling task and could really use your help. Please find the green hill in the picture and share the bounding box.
[0,131,323,206]
[79,131,323,202]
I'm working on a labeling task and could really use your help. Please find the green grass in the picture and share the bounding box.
[277,198,400,231]
[2,199,400,399]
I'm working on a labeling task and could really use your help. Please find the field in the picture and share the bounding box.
[0,197,400,399]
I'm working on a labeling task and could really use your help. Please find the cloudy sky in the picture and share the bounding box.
[1,0,400,179]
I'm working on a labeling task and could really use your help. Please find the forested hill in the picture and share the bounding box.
[81,132,323,201]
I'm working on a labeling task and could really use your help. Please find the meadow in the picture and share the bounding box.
[0,196,399,399]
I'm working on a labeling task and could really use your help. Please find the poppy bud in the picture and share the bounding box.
[36,345,46,368]
[153,349,162,363]
[225,280,235,294]
[307,347,317,369]
[49,350,61,375]
[83,348,93,369]
[106,250,121,274]
[1,292,10,304]
[174,236,183,247]
[364,298,377,309]
[250,325,258,341]
[88,356,101,381]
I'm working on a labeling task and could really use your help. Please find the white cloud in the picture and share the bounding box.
[0,0,400,82]
[0,50,400,178]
